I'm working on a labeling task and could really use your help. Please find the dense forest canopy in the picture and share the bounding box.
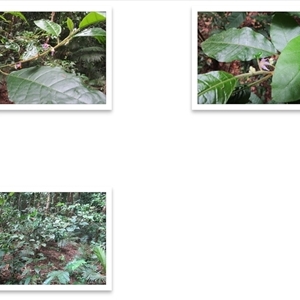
[0,192,106,285]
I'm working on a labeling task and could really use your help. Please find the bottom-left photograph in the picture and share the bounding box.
[0,191,111,290]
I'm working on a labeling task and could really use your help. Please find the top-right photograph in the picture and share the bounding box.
[196,12,300,106]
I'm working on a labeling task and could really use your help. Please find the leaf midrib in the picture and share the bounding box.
[204,40,275,55]
[198,76,236,96]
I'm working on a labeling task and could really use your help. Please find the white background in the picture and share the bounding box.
[1,1,300,299]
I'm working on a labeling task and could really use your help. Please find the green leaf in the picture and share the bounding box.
[93,246,106,273]
[21,42,39,60]
[5,42,20,52]
[43,271,70,285]
[288,12,300,18]
[0,15,7,22]
[225,12,246,29]
[7,66,106,104]
[248,92,263,104]
[34,19,61,37]
[66,17,74,32]
[272,35,300,103]
[74,27,106,38]
[74,28,106,44]
[5,12,28,24]
[198,71,237,104]
[65,259,86,272]
[226,86,250,104]
[202,27,277,62]
[270,13,300,52]
[79,12,106,29]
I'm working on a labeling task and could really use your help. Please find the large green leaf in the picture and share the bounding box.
[34,19,61,37]
[202,27,277,62]
[7,66,106,104]
[79,12,106,29]
[271,36,300,103]
[270,13,300,52]
[198,71,237,104]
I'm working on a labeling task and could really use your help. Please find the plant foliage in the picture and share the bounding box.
[198,12,300,104]
[0,192,106,285]
[0,11,107,104]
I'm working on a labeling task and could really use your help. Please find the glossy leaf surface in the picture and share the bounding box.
[7,66,106,104]
[272,35,300,103]
[202,27,276,62]
[270,13,300,52]
[34,19,61,37]
[79,12,106,29]
[198,71,237,104]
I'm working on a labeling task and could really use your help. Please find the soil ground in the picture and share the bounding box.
[0,242,79,284]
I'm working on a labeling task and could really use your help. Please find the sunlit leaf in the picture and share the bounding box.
[272,35,300,103]
[270,12,300,52]
[65,259,86,271]
[79,12,106,29]
[66,17,74,32]
[202,27,277,62]
[34,19,61,37]
[198,71,237,104]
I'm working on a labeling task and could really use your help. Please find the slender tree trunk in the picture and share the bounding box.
[45,192,51,213]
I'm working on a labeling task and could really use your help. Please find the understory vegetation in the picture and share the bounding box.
[198,12,300,104]
[0,11,106,104]
[0,192,106,285]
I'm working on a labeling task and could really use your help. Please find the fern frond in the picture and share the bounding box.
[71,47,105,63]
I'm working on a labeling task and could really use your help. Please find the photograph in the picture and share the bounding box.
[0,191,112,291]
[193,10,300,109]
[0,9,112,110]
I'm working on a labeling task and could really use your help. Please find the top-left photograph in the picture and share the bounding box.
[0,10,111,110]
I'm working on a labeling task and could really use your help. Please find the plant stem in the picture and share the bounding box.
[235,70,272,79]
[247,73,273,88]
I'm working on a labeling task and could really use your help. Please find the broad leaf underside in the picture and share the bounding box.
[7,66,106,104]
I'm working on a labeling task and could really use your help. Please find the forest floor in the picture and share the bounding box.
[0,242,79,284]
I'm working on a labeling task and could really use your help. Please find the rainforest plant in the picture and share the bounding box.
[198,12,300,104]
[0,11,106,104]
